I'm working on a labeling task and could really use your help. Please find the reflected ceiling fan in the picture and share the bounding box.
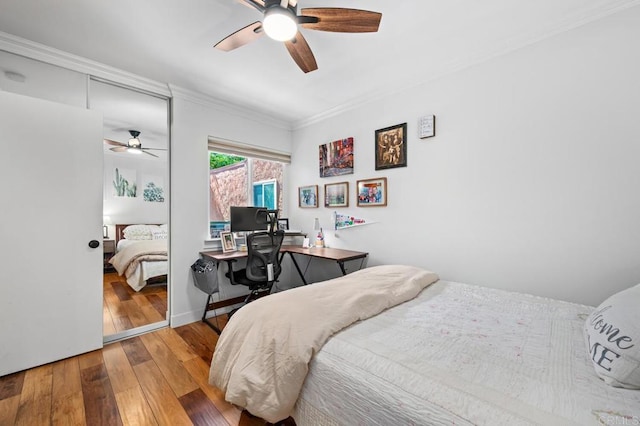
[104,130,166,158]
[215,0,382,73]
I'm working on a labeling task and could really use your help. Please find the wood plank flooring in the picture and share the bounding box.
[103,272,168,335]
[0,317,291,426]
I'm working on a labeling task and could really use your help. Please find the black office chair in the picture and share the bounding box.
[225,229,285,309]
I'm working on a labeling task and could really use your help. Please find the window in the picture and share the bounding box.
[253,179,277,210]
[208,138,290,239]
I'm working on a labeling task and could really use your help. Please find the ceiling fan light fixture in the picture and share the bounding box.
[127,147,143,154]
[128,137,141,147]
[263,7,297,41]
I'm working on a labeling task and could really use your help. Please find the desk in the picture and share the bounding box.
[198,245,368,332]
[200,245,368,287]
[278,246,368,284]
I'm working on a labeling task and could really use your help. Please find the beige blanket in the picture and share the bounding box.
[109,239,167,281]
[208,264,439,423]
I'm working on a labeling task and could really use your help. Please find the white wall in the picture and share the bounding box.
[288,6,640,306]
[170,91,292,326]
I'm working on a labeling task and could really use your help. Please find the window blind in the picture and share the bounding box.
[208,137,291,164]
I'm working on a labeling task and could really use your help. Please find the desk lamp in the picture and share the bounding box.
[103,216,111,239]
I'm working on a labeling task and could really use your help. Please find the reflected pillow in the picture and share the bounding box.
[584,283,640,389]
[151,229,168,240]
[123,224,154,240]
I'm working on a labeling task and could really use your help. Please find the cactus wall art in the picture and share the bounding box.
[112,168,137,197]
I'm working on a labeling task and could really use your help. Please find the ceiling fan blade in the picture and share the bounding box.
[142,147,168,151]
[284,31,318,73]
[214,21,264,52]
[142,150,159,158]
[104,138,126,147]
[110,146,129,152]
[300,8,382,33]
[235,0,265,12]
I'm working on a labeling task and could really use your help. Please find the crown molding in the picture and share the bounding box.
[292,0,640,130]
[168,85,292,131]
[0,31,292,130]
[0,31,171,97]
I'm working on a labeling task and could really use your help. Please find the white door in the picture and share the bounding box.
[0,91,104,376]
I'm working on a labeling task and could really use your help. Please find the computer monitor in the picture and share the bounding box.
[230,206,278,233]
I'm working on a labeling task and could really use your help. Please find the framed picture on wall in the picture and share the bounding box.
[220,231,237,253]
[324,182,349,207]
[356,177,387,207]
[375,123,407,170]
[319,137,354,177]
[298,185,319,208]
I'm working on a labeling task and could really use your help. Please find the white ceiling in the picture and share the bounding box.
[1,0,638,126]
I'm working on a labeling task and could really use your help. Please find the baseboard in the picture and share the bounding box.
[170,304,242,328]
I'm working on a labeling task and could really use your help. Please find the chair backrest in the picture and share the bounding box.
[245,230,285,282]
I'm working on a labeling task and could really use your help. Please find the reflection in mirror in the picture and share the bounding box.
[89,78,170,340]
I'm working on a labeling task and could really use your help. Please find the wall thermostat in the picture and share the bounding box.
[419,115,436,139]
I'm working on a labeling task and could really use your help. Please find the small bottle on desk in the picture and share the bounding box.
[315,228,324,248]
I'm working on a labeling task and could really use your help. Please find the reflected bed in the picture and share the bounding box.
[109,224,168,291]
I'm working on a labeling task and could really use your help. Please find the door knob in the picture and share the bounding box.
[88,240,100,249]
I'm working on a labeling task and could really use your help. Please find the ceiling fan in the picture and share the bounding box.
[214,0,382,73]
[104,130,166,158]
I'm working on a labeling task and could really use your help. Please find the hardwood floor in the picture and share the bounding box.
[103,272,168,335]
[0,317,284,426]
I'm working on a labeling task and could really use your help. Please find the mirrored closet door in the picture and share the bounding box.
[89,78,170,342]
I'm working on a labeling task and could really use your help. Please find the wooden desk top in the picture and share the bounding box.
[200,245,368,262]
[281,246,368,262]
[200,250,248,261]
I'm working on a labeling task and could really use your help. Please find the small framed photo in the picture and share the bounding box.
[375,123,407,170]
[324,182,349,208]
[298,185,319,208]
[357,177,387,207]
[277,218,289,231]
[220,231,237,253]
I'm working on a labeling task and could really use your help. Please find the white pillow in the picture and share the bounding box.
[584,283,640,389]
[123,224,154,240]
[151,229,168,240]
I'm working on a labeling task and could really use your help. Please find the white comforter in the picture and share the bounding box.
[208,265,439,423]
[109,239,167,291]
[293,280,640,425]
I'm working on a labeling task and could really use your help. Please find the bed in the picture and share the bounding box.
[209,265,640,425]
[108,224,168,291]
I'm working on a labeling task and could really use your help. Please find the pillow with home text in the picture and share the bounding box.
[584,283,640,389]
[123,224,155,240]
